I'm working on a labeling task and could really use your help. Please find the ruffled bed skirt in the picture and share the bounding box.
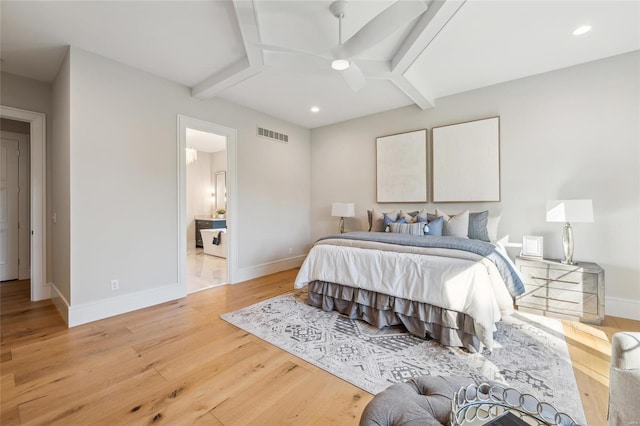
[307,280,483,353]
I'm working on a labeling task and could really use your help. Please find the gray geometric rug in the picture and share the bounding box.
[221,289,586,423]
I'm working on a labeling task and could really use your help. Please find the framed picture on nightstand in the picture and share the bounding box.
[521,236,543,258]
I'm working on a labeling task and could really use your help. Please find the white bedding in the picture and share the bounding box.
[294,238,515,350]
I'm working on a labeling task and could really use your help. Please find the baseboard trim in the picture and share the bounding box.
[234,255,306,284]
[49,282,70,326]
[68,283,185,327]
[605,296,640,321]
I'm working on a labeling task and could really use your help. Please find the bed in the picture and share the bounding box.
[294,231,525,353]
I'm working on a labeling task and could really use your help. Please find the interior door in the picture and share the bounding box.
[0,137,19,281]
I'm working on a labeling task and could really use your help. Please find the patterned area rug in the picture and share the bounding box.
[221,289,585,423]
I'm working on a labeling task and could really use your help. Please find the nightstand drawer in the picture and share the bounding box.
[520,266,598,294]
[519,287,598,316]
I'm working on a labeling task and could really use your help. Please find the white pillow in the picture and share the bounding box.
[435,209,469,238]
[487,215,501,242]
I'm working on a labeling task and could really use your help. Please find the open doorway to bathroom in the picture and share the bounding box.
[185,128,228,293]
[178,115,237,294]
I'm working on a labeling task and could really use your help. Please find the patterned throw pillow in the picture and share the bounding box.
[389,222,425,236]
[468,210,490,241]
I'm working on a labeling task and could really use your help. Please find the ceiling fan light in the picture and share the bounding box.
[331,59,350,71]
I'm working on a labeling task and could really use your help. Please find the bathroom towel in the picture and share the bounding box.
[212,231,223,246]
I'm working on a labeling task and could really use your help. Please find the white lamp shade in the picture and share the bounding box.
[546,200,594,223]
[331,202,355,218]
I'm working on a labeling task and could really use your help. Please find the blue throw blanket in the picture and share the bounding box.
[318,232,525,297]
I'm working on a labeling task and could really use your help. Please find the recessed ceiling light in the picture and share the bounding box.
[310,106,320,113]
[573,25,592,36]
[331,59,350,71]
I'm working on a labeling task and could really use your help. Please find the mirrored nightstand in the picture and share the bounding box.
[515,256,604,325]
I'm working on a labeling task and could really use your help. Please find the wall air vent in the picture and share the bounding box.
[257,126,289,143]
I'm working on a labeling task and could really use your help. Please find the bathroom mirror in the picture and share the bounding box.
[215,171,226,212]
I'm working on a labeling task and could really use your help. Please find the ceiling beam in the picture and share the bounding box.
[192,0,264,99]
[192,58,262,99]
[192,0,461,111]
[385,0,466,109]
[355,60,393,79]
[391,75,434,109]
[232,0,264,67]
[392,0,466,74]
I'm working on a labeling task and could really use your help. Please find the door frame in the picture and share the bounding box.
[177,115,238,287]
[0,105,48,301]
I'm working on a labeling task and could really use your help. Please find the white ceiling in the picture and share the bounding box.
[1,1,638,129]
[186,128,227,153]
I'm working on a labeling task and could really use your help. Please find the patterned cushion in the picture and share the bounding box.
[389,222,425,236]
[468,210,490,241]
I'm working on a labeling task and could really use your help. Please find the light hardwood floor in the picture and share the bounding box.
[1,270,639,425]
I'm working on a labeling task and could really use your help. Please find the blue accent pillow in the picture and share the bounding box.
[417,215,444,236]
[468,210,490,241]
[383,214,406,231]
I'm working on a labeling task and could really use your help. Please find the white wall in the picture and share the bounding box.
[67,47,310,312]
[186,151,214,247]
[0,72,54,284]
[17,131,30,279]
[51,51,71,302]
[310,51,640,319]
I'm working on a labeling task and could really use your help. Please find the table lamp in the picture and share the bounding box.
[546,200,593,265]
[331,202,355,234]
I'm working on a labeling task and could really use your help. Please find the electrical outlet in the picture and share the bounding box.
[288,247,293,255]
[111,279,119,291]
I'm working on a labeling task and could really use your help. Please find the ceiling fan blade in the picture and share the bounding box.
[332,1,427,59]
[255,43,329,61]
[342,61,366,92]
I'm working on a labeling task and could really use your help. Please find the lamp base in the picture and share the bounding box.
[562,222,574,265]
[339,217,345,234]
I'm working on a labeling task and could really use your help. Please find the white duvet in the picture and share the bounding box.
[294,238,515,350]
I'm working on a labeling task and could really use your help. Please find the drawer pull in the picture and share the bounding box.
[531,295,579,304]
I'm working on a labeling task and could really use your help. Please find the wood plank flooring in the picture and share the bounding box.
[1,270,639,425]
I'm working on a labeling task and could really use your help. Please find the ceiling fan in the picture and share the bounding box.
[258,1,427,91]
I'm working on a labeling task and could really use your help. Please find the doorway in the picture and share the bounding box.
[177,115,237,293]
[185,128,227,292]
[0,106,47,301]
[1,125,30,282]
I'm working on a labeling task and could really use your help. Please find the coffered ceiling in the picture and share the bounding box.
[1,1,638,129]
